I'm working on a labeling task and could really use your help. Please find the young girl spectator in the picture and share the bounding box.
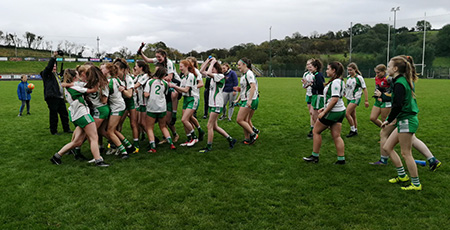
[17,75,32,116]
[220,63,239,121]
[303,62,346,164]
[344,62,369,137]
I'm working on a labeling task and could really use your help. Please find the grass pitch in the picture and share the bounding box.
[0,77,449,229]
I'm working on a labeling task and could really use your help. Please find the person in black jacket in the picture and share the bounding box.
[41,51,71,135]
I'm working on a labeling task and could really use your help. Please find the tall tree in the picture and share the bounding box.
[416,20,432,31]
[24,31,36,48]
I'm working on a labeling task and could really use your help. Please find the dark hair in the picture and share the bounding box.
[213,62,223,74]
[239,58,252,69]
[63,69,77,83]
[113,58,129,71]
[136,60,151,75]
[153,66,167,79]
[310,59,323,73]
[325,61,344,85]
[156,49,168,68]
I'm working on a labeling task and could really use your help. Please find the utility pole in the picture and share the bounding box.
[421,12,427,77]
[269,26,272,77]
[391,6,400,57]
[387,17,391,64]
[349,22,353,62]
[97,36,100,58]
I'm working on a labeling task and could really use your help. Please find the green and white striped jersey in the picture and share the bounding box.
[323,78,346,112]
[108,77,126,113]
[240,70,258,101]
[208,73,225,107]
[345,74,366,100]
[180,73,197,97]
[64,83,89,121]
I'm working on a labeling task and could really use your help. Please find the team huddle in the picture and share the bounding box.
[49,45,260,167]
[301,56,441,191]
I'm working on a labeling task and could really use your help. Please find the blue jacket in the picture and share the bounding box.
[17,81,32,101]
[223,69,238,93]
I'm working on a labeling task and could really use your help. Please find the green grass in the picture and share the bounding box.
[0,78,449,229]
[432,57,450,67]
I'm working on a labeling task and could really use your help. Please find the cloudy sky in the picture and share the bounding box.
[1,0,449,56]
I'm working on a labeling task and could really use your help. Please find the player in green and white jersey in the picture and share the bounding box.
[50,69,109,167]
[381,55,423,191]
[101,63,134,159]
[168,60,199,147]
[303,61,346,165]
[344,62,369,137]
[197,57,237,153]
[301,59,315,138]
[114,59,139,153]
[235,58,259,145]
[139,47,181,125]
[132,61,152,151]
[187,57,206,142]
[144,66,176,152]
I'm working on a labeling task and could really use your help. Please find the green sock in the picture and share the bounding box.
[118,144,127,154]
[396,167,406,178]
[380,155,389,164]
[74,147,81,155]
[198,127,204,134]
[167,137,173,145]
[191,130,197,139]
[122,138,132,148]
[337,156,345,161]
[172,111,177,118]
[312,152,319,157]
[310,126,314,131]
[207,143,212,150]
[133,139,140,149]
[411,177,420,186]
[227,136,233,142]
[149,141,156,149]
[427,157,436,165]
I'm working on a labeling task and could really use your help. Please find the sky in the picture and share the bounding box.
[1,0,450,56]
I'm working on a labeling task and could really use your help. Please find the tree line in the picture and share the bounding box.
[2,20,450,76]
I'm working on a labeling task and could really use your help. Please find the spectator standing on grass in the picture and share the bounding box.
[344,62,369,137]
[17,75,32,116]
[40,51,72,135]
[220,63,239,121]
[303,61,346,164]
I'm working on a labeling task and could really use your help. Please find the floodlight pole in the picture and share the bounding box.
[387,17,391,64]
[269,26,272,77]
[97,36,100,58]
[421,12,427,77]
[349,22,352,63]
[391,6,400,57]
